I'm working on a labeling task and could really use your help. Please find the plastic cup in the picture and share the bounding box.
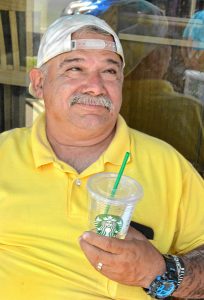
[87,172,143,239]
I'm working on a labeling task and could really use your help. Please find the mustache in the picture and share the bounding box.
[69,93,113,111]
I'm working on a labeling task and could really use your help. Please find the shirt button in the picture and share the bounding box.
[75,178,81,186]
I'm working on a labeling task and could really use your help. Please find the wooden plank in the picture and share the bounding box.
[12,86,26,128]
[0,0,26,12]
[0,84,4,132]
[3,85,12,130]
[119,14,191,29]
[18,88,26,127]
[0,13,6,67]
[119,32,204,48]
[9,10,20,70]
[0,69,28,87]
[190,0,197,16]
[26,0,33,58]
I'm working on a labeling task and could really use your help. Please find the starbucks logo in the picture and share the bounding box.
[95,214,123,237]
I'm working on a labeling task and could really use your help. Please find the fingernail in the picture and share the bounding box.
[82,231,90,240]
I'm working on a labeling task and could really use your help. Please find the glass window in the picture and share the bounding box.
[1,0,204,177]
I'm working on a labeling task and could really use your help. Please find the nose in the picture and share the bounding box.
[80,72,106,96]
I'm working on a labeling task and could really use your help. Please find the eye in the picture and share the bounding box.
[104,68,117,75]
[67,66,82,72]
[102,68,121,81]
[64,66,84,77]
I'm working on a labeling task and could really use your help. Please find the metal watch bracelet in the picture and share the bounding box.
[163,254,185,289]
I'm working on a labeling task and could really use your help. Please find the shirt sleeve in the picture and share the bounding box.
[171,164,204,254]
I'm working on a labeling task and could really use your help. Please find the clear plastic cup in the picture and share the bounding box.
[87,172,143,239]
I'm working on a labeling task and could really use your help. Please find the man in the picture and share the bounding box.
[120,43,204,175]
[0,14,203,300]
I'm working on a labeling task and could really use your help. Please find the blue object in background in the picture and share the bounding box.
[80,0,163,16]
[183,10,204,49]
[61,0,165,20]
[83,0,124,16]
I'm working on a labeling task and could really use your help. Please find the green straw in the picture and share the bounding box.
[104,151,130,214]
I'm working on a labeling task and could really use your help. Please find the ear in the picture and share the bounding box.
[29,68,44,98]
[121,72,124,84]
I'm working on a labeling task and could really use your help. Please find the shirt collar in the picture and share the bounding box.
[103,114,131,165]
[31,113,56,168]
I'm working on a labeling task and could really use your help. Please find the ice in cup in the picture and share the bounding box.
[87,172,143,239]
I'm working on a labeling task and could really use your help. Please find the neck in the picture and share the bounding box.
[46,122,116,173]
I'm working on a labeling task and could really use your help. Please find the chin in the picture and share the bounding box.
[76,114,114,130]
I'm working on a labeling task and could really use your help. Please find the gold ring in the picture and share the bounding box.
[96,262,103,271]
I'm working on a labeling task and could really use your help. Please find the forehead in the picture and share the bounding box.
[53,49,122,68]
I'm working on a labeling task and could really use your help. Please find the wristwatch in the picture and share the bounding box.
[143,255,185,299]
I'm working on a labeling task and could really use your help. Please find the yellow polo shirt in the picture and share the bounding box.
[0,113,203,300]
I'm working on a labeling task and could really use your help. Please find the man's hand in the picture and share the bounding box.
[79,226,165,288]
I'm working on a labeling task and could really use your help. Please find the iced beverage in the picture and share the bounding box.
[87,172,143,239]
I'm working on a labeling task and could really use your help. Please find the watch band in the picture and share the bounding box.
[163,255,185,289]
[143,254,185,299]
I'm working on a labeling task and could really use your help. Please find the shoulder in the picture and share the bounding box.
[128,127,192,170]
[129,127,174,150]
[0,127,31,149]
[128,127,204,195]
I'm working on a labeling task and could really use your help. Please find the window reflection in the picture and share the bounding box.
[85,0,204,175]
[0,0,204,177]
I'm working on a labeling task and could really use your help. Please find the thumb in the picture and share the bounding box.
[80,231,125,254]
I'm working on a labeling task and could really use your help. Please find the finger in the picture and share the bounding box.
[79,236,131,281]
[80,231,126,254]
[125,226,148,241]
[79,236,115,268]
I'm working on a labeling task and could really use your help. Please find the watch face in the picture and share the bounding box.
[156,281,176,298]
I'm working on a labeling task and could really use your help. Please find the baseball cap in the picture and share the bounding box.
[36,14,125,68]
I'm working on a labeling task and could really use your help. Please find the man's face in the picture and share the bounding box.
[38,32,124,133]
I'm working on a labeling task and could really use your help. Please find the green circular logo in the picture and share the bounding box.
[95,214,123,237]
